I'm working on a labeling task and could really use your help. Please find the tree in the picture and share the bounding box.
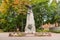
[0,0,30,32]
[32,1,48,30]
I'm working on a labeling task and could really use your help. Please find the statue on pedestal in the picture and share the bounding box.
[25,5,36,34]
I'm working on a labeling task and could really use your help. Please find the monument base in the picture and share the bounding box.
[25,31,35,34]
[25,33,35,37]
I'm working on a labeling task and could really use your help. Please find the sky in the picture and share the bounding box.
[48,0,59,6]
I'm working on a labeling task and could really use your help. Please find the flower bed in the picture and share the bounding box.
[9,32,25,37]
[35,32,51,36]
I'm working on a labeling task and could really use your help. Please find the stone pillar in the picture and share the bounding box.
[25,6,36,34]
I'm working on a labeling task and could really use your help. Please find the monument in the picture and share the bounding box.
[25,5,36,34]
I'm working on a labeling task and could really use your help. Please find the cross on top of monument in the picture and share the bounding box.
[25,5,32,9]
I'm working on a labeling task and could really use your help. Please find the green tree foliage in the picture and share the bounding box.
[33,0,48,29]
[33,0,59,28]
[0,0,28,32]
[0,0,59,32]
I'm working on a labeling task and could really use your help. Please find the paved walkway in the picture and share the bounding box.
[0,33,60,40]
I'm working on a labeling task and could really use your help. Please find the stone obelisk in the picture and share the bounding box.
[25,5,36,34]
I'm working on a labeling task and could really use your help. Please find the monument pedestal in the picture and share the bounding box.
[25,33,35,37]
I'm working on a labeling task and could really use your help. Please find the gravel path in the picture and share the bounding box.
[0,33,60,40]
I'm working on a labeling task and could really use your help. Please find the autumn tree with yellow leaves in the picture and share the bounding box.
[0,0,30,32]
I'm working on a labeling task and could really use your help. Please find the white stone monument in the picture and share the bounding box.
[25,5,36,34]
